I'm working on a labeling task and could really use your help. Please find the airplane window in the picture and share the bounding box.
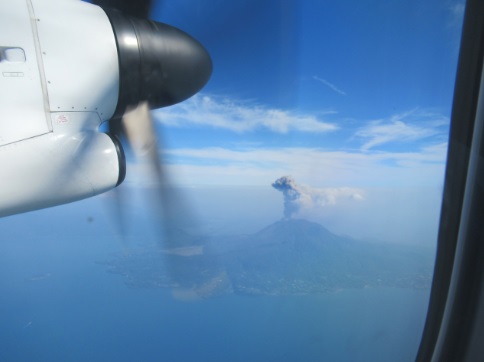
[0,0,465,361]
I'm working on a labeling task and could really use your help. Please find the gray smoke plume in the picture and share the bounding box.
[271,176,302,218]
[272,176,364,219]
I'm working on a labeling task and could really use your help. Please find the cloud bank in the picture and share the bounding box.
[153,95,337,134]
[151,142,447,187]
[124,95,450,191]
[356,110,449,150]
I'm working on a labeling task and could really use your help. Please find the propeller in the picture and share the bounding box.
[91,1,212,252]
[99,4,212,138]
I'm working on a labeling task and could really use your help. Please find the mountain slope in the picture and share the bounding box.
[221,219,432,295]
[101,219,434,297]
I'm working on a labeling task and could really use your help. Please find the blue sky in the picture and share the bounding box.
[120,0,465,191]
[10,0,461,244]
[109,0,463,243]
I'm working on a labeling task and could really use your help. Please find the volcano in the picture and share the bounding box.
[101,219,434,297]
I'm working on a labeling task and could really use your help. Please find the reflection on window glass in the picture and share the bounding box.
[0,0,465,361]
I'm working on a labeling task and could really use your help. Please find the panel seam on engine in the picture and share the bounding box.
[26,0,52,132]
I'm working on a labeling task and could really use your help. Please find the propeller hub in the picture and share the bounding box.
[103,9,213,118]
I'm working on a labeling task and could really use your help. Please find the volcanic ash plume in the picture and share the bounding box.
[272,176,364,219]
[271,176,302,218]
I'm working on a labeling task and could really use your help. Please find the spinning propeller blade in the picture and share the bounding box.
[90,0,212,256]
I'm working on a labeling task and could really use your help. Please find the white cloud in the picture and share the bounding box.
[294,184,365,208]
[449,1,465,23]
[152,94,337,134]
[356,110,449,150]
[313,76,346,96]
[119,142,448,188]
[446,1,466,52]
[126,104,450,191]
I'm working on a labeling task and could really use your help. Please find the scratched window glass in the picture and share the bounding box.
[0,1,464,361]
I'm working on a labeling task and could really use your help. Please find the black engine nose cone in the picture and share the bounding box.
[103,9,212,117]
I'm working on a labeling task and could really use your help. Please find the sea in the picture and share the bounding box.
[0,197,431,362]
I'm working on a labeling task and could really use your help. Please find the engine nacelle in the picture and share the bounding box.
[0,128,125,217]
[0,0,211,216]
[0,0,122,216]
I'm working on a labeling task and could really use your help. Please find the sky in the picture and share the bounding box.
[109,0,465,244]
[131,0,464,184]
[3,0,465,245]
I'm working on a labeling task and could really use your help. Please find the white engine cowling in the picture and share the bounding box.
[0,0,124,216]
[0,0,212,216]
[0,126,125,217]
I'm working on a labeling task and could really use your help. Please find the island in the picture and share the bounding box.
[98,219,434,298]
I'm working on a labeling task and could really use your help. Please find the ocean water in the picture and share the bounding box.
[0,198,431,362]
[0,235,429,362]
